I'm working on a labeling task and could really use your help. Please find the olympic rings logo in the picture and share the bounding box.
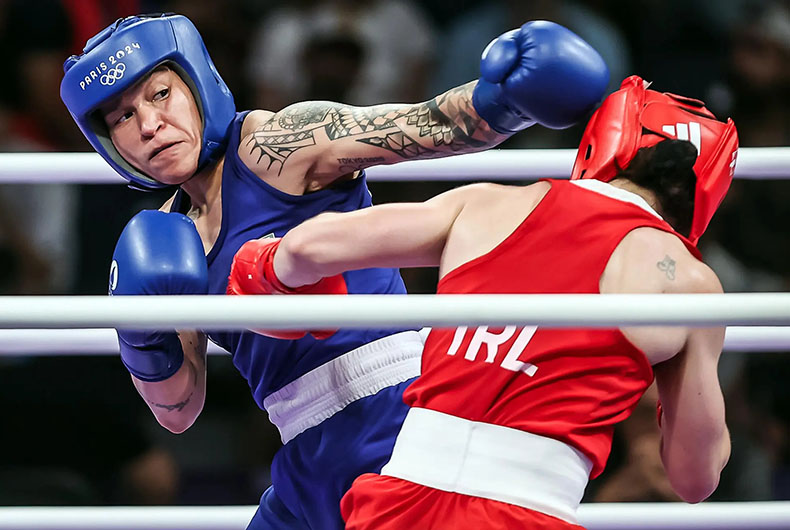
[100,63,126,86]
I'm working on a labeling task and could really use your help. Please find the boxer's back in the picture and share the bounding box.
[405,178,700,478]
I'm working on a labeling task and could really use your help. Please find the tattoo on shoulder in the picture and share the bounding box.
[246,126,317,174]
[278,105,335,130]
[656,255,676,280]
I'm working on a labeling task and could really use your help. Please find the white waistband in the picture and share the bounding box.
[263,330,424,444]
[381,407,593,524]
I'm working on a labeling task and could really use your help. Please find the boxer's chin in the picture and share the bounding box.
[156,172,191,186]
[152,164,198,186]
[148,150,200,186]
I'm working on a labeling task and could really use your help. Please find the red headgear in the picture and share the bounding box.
[571,75,739,244]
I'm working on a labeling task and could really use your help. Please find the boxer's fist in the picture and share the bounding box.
[110,210,208,381]
[228,237,347,340]
[111,210,208,297]
[473,20,609,133]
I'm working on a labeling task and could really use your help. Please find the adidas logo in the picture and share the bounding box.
[662,122,702,154]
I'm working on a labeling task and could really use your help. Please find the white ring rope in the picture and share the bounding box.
[0,294,787,329]
[1,148,788,184]
[0,326,786,355]
[0,502,787,530]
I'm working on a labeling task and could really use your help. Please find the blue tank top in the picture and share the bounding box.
[174,111,411,407]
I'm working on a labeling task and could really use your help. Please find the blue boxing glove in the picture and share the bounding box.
[109,210,208,382]
[472,20,609,133]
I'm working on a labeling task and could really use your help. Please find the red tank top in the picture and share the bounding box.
[403,179,700,478]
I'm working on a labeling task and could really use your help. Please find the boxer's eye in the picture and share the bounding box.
[115,111,134,125]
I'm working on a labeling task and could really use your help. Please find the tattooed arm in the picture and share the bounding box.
[239,81,510,190]
[131,330,208,434]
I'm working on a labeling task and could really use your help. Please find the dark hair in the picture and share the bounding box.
[616,139,697,237]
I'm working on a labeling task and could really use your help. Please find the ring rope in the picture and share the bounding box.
[1,148,788,184]
[0,294,787,329]
[0,502,787,530]
[0,326,787,355]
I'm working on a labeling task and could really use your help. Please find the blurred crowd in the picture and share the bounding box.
[0,0,788,507]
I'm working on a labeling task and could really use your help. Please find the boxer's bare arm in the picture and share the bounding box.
[274,182,546,287]
[132,330,208,434]
[653,264,729,503]
[122,197,208,434]
[602,228,730,502]
[240,81,509,190]
[654,323,729,503]
[273,184,476,287]
[274,182,550,287]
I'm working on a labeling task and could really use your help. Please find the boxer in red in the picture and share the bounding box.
[229,76,737,529]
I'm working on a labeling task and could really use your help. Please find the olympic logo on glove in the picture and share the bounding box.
[100,63,126,86]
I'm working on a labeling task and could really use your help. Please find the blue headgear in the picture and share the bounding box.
[60,14,236,190]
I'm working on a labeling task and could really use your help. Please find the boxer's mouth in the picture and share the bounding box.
[149,142,180,160]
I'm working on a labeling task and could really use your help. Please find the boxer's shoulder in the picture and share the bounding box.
[241,109,276,139]
[606,227,720,295]
[450,181,550,218]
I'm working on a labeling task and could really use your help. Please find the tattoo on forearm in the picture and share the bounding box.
[657,255,676,280]
[149,350,199,413]
[248,81,501,173]
[151,393,192,413]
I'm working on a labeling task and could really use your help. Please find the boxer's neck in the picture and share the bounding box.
[180,157,224,214]
[607,178,661,216]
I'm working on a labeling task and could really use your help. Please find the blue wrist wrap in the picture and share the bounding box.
[472,80,535,134]
[118,330,184,382]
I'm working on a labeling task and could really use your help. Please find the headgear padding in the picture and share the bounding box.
[571,75,738,244]
[61,14,236,190]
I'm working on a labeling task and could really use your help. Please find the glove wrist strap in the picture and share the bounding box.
[472,80,535,134]
[118,332,184,382]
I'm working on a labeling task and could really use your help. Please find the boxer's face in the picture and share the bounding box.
[102,67,202,185]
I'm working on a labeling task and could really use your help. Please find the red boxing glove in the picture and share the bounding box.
[227,237,347,340]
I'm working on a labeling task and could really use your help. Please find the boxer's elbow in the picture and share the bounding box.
[669,477,719,504]
[159,415,196,434]
[155,405,203,434]
[135,371,206,435]
[665,438,730,503]
[669,473,721,504]
[155,389,205,434]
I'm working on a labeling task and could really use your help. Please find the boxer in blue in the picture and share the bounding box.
[61,14,609,529]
